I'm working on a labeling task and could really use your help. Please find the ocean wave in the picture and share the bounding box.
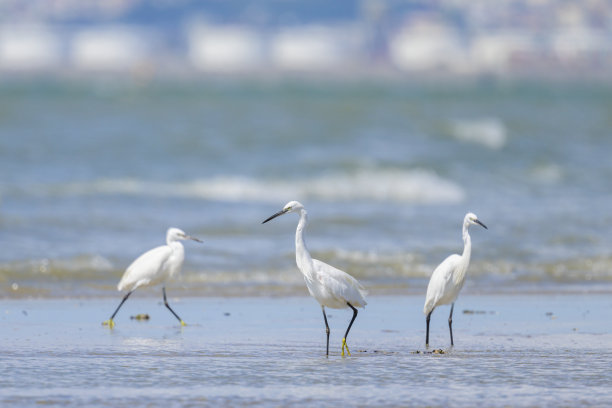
[0,255,116,281]
[13,169,466,204]
[529,163,564,184]
[449,118,507,150]
[4,252,612,298]
[4,253,612,285]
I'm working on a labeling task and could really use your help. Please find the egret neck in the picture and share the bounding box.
[295,209,315,282]
[455,219,472,286]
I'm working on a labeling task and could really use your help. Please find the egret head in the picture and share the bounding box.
[262,200,304,224]
[166,227,203,244]
[465,212,488,229]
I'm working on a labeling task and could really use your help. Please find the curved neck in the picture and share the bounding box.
[449,222,472,286]
[295,209,313,274]
[461,222,472,264]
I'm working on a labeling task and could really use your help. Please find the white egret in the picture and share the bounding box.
[102,227,202,328]
[423,212,487,348]
[263,201,367,357]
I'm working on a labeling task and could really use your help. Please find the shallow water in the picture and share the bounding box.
[2,294,612,407]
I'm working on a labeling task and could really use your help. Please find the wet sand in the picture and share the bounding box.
[1,293,612,407]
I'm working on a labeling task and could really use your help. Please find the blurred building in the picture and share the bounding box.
[70,26,153,72]
[187,23,265,72]
[270,24,366,72]
[388,16,469,73]
[0,24,61,71]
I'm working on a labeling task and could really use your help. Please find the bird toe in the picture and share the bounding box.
[102,319,115,328]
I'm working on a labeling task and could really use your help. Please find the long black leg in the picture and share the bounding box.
[163,287,186,326]
[426,310,432,348]
[322,306,330,356]
[103,290,133,327]
[448,302,455,346]
[111,290,133,319]
[344,303,358,340]
[342,302,358,356]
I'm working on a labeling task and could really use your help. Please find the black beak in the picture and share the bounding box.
[181,234,203,243]
[262,209,288,224]
[475,219,488,229]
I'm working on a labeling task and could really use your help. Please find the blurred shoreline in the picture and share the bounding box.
[2,1,612,82]
[3,272,612,300]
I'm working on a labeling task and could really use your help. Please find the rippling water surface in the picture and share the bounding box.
[2,295,612,407]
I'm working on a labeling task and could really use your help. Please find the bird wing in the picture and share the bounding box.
[117,245,172,292]
[423,254,461,315]
[313,259,367,308]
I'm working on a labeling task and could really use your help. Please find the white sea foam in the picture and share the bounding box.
[530,163,563,184]
[449,118,507,149]
[39,169,466,204]
[0,255,115,279]
[4,253,612,299]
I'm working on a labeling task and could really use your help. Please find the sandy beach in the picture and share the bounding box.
[1,293,611,407]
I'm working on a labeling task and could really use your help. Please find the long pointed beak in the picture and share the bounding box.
[262,209,288,224]
[187,235,203,243]
[475,219,488,230]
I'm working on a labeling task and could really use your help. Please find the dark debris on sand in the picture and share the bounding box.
[412,349,446,355]
[356,350,398,355]
[463,309,496,315]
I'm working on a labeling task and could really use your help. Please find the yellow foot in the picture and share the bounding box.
[180,320,187,327]
[341,338,351,357]
[102,319,115,328]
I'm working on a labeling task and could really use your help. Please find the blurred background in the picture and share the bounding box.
[1,0,612,79]
[1,0,612,299]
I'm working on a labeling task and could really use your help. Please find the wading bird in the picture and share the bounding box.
[423,213,487,348]
[102,227,202,328]
[263,201,367,356]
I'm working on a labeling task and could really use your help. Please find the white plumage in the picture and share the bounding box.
[118,239,180,292]
[307,259,367,309]
[263,200,367,356]
[103,227,202,328]
[423,212,487,348]
[423,254,465,317]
